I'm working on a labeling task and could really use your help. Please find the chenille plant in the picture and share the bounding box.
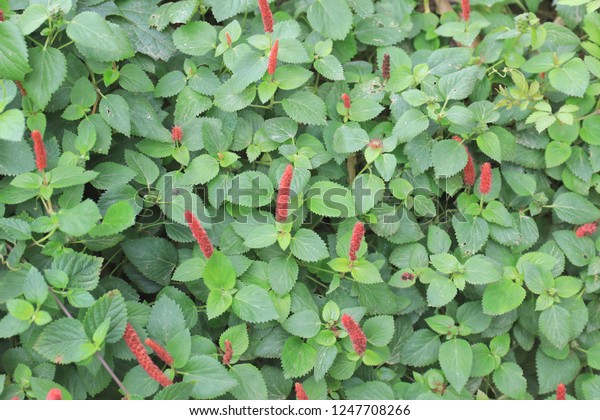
[0,0,600,402]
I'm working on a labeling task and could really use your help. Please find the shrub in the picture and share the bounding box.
[0,0,599,401]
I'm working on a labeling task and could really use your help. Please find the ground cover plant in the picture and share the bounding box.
[1,0,600,401]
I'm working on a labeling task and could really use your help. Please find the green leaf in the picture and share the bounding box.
[477,131,502,162]
[349,260,383,284]
[228,171,274,207]
[552,192,600,224]
[282,91,327,126]
[399,330,441,367]
[184,355,238,399]
[119,63,154,92]
[493,362,527,399]
[426,276,458,307]
[345,381,394,399]
[207,289,233,320]
[232,285,278,323]
[307,181,355,218]
[455,255,502,285]
[553,230,595,267]
[57,200,101,237]
[0,21,32,80]
[22,47,66,110]
[34,318,96,364]
[349,99,384,122]
[438,66,480,100]
[452,215,489,256]
[122,237,177,285]
[0,110,25,142]
[230,364,268,400]
[363,315,394,347]
[89,202,135,238]
[281,337,317,378]
[173,22,217,56]
[307,0,353,40]
[66,12,134,62]
[203,251,236,291]
[539,305,571,349]
[432,139,468,177]
[99,94,131,137]
[333,125,370,153]
[392,109,429,143]
[244,224,278,249]
[314,55,345,80]
[283,310,321,338]
[549,58,589,98]
[147,295,186,344]
[51,251,102,291]
[290,229,329,262]
[482,279,526,315]
[439,338,473,392]
[268,256,298,296]
[83,290,127,344]
[545,141,572,168]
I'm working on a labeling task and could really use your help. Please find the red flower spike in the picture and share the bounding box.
[223,339,233,365]
[268,39,279,76]
[184,210,214,258]
[341,314,367,356]
[349,222,364,262]
[123,324,173,388]
[295,382,309,400]
[341,93,351,109]
[171,126,183,143]
[463,152,476,186]
[381,53,390,80]
[452,137,476,186]
[556,383,566,400]
[46,389,63,400]
[461,0,470,22]
[276,164,294,223]
[369,138,383,149]
[258,0,273,33]
[479,162,492,195]
[31,130,47,172]
[144,338,174,366]
[401,272,414,281]
[0,9,4,22]
[576,222,598,238]
[11,397,19,400]
[225,32,232,47]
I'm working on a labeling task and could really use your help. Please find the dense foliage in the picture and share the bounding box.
[1,0,600,401]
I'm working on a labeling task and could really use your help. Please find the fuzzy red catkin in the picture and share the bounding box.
[295,382,309,400]
[257,0,273,33]
[46,388,63,400]
[341,314,367,356]
[184,210,214,258]
[576,221,598,238]
[276,164,294,223]
[452,136,476,186]
[123,324,173,387]
[341,93,351,109]
[479,162,492,195]
[144,338,174,366]
[381,53,390,80]
[556,383,566,400]
[171,126,183,143]
[348,221,364,262]
[223,339,233,365]
[401,272,414,281]
[461,0,470,22]
[0,9,4,22]
[268,39,279,76]
[31,130,47,172]
[225,32,232,46]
